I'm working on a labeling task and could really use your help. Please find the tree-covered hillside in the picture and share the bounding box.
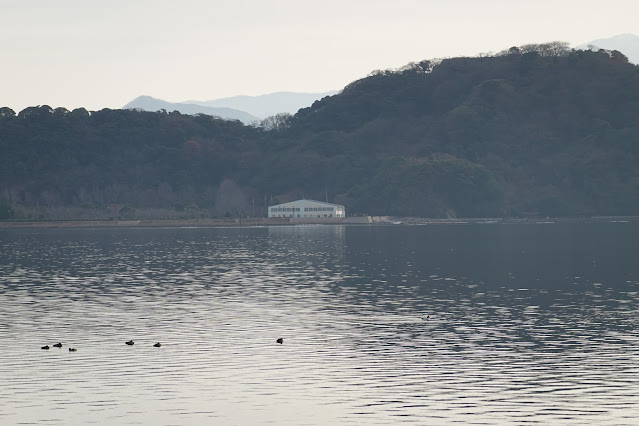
[1,43,639,220]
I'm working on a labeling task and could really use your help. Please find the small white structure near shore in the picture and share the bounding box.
[268,199,346,218]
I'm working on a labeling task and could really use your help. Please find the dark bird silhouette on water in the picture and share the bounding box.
[41,345,50,350]
[69,348,77,352]
[126,340,134,346]
[276,338,284,344]
[53,342,62,348]
[153,342,161,347]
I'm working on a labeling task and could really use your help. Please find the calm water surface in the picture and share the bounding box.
[0,223,638,425]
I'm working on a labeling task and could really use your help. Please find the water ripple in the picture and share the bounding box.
[1,224,639,424]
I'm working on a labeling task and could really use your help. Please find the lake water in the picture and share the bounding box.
[1,223,638,425]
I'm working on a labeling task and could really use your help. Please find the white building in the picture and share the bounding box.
[268,199,346,218]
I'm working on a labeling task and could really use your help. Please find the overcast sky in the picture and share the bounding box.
[2,0,637,112]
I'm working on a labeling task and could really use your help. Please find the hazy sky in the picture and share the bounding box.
[2,0,637,112]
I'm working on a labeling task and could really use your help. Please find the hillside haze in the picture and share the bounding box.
[1,42,639,220]
[123,95,260,124]
[124,91,339,123]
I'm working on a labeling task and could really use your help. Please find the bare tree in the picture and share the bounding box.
[260,113,292,132]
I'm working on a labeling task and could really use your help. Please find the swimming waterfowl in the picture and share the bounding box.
[53,343,62,348]
[153,342,161,347]
[41,345,50,350]
[69,348,77,352]
[125,340,134,346]
[276,338,283,344]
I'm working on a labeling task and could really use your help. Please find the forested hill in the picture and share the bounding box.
[1,43,639,220]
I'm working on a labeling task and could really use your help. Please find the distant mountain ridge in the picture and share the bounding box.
[123,96,260,124]
[578,33,639,64]
[185,91,338,119]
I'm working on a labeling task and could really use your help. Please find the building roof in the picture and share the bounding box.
[269,199,343,208]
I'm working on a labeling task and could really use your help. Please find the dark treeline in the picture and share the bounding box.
[2,42,639,220]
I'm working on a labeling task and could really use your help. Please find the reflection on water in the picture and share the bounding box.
[1,223,638,425]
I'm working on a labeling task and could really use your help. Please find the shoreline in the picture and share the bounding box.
[1,215,638,229]
[0,218,292,229]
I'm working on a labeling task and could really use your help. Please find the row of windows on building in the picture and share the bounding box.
[307,207,336,212]
[271,207,300,212]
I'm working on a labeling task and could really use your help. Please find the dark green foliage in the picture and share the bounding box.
[0,107,260,213]
[1,44,639,218]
